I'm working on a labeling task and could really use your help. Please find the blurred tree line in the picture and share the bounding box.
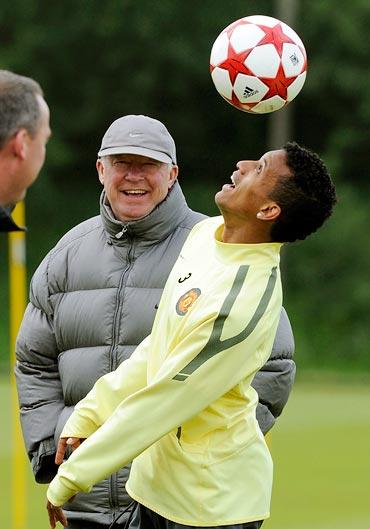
[0,0,369,371]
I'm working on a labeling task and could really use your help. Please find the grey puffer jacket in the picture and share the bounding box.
[15,182,295,525]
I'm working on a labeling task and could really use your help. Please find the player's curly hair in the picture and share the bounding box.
[269,142,337,243]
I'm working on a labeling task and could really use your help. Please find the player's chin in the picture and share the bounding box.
[216,184,233,202]
[215,189,228,209]
[214,189,222,204]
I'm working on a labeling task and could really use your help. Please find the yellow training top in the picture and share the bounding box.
[47,216,282,526]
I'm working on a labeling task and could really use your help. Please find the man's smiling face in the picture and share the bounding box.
[97,153,178,221]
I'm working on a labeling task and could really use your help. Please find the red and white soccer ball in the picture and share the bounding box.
[210,15,307,114]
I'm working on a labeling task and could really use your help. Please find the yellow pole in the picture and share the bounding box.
[8,201,27,529]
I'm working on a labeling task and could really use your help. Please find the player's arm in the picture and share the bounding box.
[252,306,295,434]
[47,264,281,507]
[59,335,150,440]
[15,254,64,484]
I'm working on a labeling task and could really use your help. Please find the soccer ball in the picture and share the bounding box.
[210,15,307,114]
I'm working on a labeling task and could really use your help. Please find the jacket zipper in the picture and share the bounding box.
[109,233,135,511]
[109,232,133,371]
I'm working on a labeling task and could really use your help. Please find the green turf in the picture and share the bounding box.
[1,374,370,529]
[265,376,370,529]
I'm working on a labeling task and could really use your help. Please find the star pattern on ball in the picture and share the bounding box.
[218,45,254,85]
[225,20,249,39]
[260,62,296,100]
[258,23,296,56]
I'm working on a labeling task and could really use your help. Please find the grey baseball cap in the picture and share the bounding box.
[98,114,177,164]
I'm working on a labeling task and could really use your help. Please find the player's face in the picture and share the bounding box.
[97,154,178,221]
[215,149,291,219]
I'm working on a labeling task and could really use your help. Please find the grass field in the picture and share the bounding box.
[1,373,370,529]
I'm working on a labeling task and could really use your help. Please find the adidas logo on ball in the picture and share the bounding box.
[243,86,259,98]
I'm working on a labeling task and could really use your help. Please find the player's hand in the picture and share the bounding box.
[46,500,68,528]
[55,437,84,465]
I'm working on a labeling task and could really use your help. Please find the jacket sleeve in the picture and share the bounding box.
[47,266,281,506]
[59,336,150,439]
[15,253,63,484]
[252,306,295,435]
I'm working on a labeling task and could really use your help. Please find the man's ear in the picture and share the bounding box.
[256,202,281,221]
[168,164,179,189]
[11,129,29,161]
[96,158,105,185]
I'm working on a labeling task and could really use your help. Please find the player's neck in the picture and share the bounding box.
[221,222,272,244]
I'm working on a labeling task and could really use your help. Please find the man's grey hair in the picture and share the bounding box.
[0,70,44,149]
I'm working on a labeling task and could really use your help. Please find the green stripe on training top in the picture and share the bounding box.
[173,265,277,381]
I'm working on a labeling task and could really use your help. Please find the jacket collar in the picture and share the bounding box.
[0,204,26,232]
[100,181,190,244]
